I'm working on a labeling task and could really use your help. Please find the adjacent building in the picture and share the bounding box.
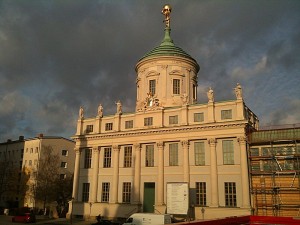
[0,134,75,209]
[69,5,259,220]
[249,125,300,217]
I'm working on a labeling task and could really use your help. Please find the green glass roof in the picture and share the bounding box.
[138,28,199,69]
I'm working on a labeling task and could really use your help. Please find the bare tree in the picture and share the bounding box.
[34,145,60,211]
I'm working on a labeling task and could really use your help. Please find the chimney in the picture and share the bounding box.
[38,133,44,138]
[19,136,24,141]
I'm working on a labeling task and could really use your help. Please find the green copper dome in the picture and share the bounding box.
[138,28,199,70]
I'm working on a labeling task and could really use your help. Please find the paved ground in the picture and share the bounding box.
[0,215,95,225]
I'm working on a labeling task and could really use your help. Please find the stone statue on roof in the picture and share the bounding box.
[79,106,84,119]
[207,87,214,103]
[97,104,103,118]
[234,83,243,100]
[115,100,122,115]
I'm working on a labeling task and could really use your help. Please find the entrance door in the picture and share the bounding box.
[143,182,155,212]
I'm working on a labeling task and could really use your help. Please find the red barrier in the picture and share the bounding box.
[177,215,300,225]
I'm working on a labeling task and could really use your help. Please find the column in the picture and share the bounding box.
[209,138,219,207]
[236,99,244,120]
[72,148,81,201]
[91,147,100,202]
[157,142,164,205]
[133,143,141,204]
[181,140,190,183]
[111,145,120,203]
[238,136,251,208]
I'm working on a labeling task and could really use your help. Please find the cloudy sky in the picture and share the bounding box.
[0,0,299,142]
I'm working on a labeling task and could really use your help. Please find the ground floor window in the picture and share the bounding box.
[225,182,236,207]
[122,182,131,203]
[196,182,206,206]
[101,182,110,202]
[82,183,90,202]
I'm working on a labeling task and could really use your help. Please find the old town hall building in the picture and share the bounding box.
[69,5,259,220]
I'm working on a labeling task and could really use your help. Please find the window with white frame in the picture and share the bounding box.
[61,162,67,168]
[84,148,92,169]
[169,115,178,125]
[144,117,153,126]
[169,143,179,166]
[223,140,234,165]
[62,150,68,156]
[194,142,205,166]
[122,182,131,203]
[101,182,110,202]
[103,147,112,168]
[149,79,156,95]
[225,182,237,207]
[145,145,154,167]
[196,182,206,206]
[173,79,180,94]
[124,146,132,168]
[82,183,90,202]
[105,123,113,131]
[194,113,204,122]
[221,109,232,120]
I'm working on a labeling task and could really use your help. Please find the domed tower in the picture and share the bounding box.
[135,4,200,112]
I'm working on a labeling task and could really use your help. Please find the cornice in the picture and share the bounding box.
[73,121,248,142]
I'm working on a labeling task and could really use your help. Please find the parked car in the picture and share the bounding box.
[12,212,36,223]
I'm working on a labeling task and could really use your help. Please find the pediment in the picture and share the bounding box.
[146,70,160,77]
[169,70,185,76]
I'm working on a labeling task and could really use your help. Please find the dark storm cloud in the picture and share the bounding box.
[0,0,300,142]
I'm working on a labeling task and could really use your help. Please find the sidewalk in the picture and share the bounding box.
[35,216,93,225]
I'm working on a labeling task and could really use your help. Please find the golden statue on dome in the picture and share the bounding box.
[162,4,172,28]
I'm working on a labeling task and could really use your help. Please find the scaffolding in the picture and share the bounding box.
[248,126,300,217]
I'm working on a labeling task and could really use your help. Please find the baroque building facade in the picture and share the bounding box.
[69,5,259,220]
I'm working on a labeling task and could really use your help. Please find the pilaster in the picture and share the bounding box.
[111,145,120,203]
[72,148,82,201]
[91,147,100,202]
[157,142,165,205]
[208,138,218,207]
[181,140,190,183]
[133,143,141,204]
[238,136,250,208]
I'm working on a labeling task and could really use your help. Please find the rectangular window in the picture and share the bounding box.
[125,120,133,129]
[60,174,66,180]
[169,115,178,125]
[122,182,131,203]
[145,145,154,167]
[29,160,32,166]
[62,150,68,156]
[105,123,113,131]
[86,125,93,133]
[223,140,234,165]
[194,142,205,166]
[84,148,92,169]
[169,143,178,166]
[101,183,110,202]
[61,162,67,168]
[225,182,237,207]
[35,147,39,153]
[193,84,197,100]
[221,109,232,120]
[103,147,112,168]
[82,183,90,202]
[144,117,153,126]
[173,79,180,94]
[124,146,132,168]
[196,182,206,206]
[149,79,156,95]
[194,113,204,122]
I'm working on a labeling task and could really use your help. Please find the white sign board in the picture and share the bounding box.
[166,182,189,215]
